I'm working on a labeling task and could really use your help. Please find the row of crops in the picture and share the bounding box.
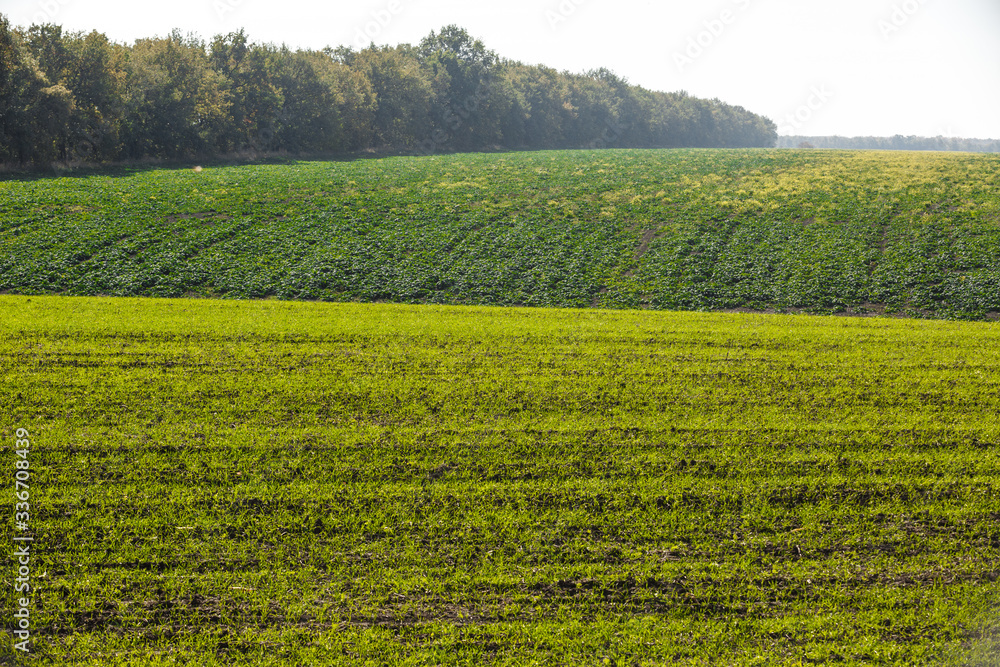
[2,149,999,318]
[2,296,999,663]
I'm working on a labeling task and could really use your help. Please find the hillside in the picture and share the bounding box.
[2,148,1000,319]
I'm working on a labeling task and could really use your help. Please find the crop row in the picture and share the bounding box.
[1,297,999,663]
[1,149,999,318]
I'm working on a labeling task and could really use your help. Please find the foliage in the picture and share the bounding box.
[0,13,67,164]
[1,296,998,664]
[0,16,777,166]
[352,45,432,149]
[2,148,999,320]
[123,31,232,159]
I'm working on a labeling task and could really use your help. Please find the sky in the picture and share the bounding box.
[4,0,999,139]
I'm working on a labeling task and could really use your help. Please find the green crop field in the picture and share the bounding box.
[2,295,999,665]
[2,149,1000,319]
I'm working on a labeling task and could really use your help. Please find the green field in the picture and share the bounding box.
[2,149,1000,319]
[2,295,999,665]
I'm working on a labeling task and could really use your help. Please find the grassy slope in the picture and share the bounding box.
[1,295,999,665]
[1,149,1000,319]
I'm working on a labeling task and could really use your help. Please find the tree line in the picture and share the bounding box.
[0,17,778,166]
[778,135,1000,153]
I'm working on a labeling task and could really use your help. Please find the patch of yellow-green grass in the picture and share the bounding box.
[1,295,998,664]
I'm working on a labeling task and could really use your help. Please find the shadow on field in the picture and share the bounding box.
[0,145,519,182]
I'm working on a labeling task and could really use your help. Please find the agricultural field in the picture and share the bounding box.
[1,149,1000,319]
[2,295,999,665]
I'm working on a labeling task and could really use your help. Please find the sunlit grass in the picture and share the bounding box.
[1,295,998,664]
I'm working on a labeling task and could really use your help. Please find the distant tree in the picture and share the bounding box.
[62,31,128,160]
[502,63,574,148]
[31,83,75,161]
[22,25,129,160]
[208,29,251,151]
[0,14,32,162]
[0,14,72,164]
[123,31,230,158]
[208,32,292,152]
[306,50,376,150]
[353,45,432,148]
[563,72,619,148]
[418,25,502,150]
[586,68,649,147]
[777,135,998,153]
[270,48,340,153]
[23,23,71,83]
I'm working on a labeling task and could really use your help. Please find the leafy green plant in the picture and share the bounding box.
[2,150,1000,319]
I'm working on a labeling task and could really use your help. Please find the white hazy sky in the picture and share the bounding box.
[5,0,999,138]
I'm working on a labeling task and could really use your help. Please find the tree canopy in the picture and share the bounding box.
[0,18,777,166]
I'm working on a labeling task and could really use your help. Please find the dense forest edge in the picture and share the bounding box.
[0,16,777,168]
